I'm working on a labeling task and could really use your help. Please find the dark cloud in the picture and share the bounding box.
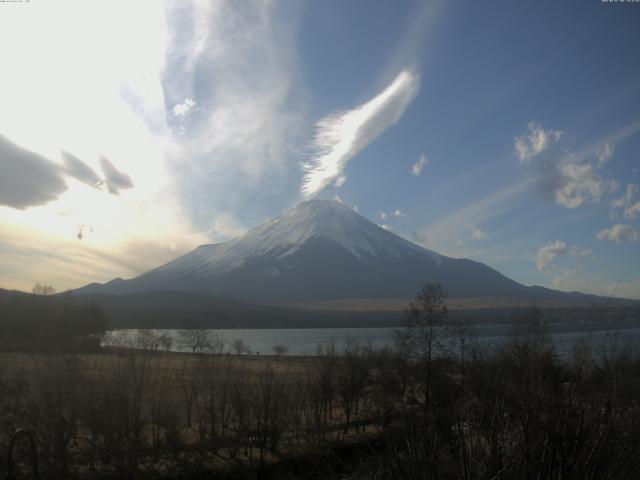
[0,135,134,210]
[99,156,133,194]
[61,150,102,188]
[0,134,67,209]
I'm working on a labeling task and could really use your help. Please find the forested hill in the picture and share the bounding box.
[0,291,106,351]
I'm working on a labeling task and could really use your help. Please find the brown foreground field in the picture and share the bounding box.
[2,306,640,479]
[0,346,395,479]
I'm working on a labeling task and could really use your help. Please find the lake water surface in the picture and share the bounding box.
[106,318,640,356]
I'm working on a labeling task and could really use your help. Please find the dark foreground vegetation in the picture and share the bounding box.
[0,284,639,478]
[0,289,106,351]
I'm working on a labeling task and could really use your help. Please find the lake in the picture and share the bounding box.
[105,318,640,357]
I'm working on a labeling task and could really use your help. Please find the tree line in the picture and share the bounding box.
[0,287,107,351]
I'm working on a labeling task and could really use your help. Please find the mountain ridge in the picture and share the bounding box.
[76,200,596,303]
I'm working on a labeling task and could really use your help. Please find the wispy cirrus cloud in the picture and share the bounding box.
[0,1,310,291]
[165,0,305,226]
[301,68,420,198]
[417,181,528,252]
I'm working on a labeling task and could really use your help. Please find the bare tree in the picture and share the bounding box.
[272,344,288,358]
[394,283,449,408]
[134,329,161,352]
[106,330,135,350]
[314,341,338,438]
[231,338,249,355]
[208,332,226,354]
[337,338,369,434]
[158,332,173,353]
[179,328,212,354]
[32,282,56,295]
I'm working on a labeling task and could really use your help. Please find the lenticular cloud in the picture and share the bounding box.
[301,68,420,198]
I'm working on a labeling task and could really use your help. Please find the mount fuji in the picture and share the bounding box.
[78,200,580,304]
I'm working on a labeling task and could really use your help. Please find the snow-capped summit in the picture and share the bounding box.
[143,200,444,284]
[179,200,442,274]
[77,200,562,302]
[259,200,442,262]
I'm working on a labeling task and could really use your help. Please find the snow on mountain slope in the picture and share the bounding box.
[149,199,442,278]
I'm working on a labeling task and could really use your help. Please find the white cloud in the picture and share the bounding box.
[173,98,196,117]
[612,183,638,208]
[597,143,614,167]
[169,1,306,193]
[330,195,361,212]
[379,224,393,231]
[380,208,405,220]
[393,208,406,217]
[411,153,429,176]
[99,157,134,194]
[610,183,640,219]
[0,1,306,290]
[530,122,640,210]
[624,202,640,220]
[514,121,562,162]
[0,135,68,209]
[535,240,592,271]
[571,246,592,258]
[553,162,616,208]
[301,68,420,197]
[202,213,249,243]
[535,240,567,271]
[334,175,347,187]
[471,227,487,240]
[597,224,640,243]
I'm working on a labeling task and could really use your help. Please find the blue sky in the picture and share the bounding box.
[0,0,639,298]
